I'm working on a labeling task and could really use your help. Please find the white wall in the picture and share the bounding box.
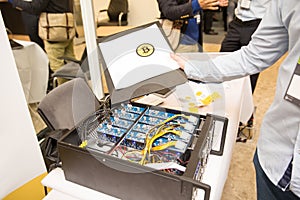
[93,0,160,26]
[0,11,46,197]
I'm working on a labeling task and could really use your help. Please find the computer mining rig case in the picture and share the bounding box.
[58,101,228,200]
[57,22,228,200]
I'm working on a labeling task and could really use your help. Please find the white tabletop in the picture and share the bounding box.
[12,40,49,103]
[42,168,119,200]
[41,76,253,200]
[201,78,252,200]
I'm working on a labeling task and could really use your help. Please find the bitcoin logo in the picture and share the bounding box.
[136,43,154,57]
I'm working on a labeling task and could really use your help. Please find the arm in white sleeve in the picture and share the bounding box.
[184,0,288,83]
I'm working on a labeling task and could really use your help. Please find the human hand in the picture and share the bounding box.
[170,53,186,70]
[219,0,228,7]
[198,0,220,10]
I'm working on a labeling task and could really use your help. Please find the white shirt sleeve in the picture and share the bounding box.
[184,0,288,83]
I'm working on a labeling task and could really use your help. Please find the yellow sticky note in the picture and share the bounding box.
[195,91,202,96]
[201,92,221,105]
[188,106,199,113]
[211,92,221,100]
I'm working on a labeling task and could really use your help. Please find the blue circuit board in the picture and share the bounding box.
[93,103,200,159]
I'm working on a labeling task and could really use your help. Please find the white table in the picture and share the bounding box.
[12,40,49,103]
[41,75,253,200]
[200,77,253,200]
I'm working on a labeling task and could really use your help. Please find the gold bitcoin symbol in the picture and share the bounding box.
[136,43,154,57]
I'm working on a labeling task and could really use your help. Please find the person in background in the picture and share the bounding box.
[203,10,218,35]
[156,0,228,53]
[20,12,44,50]
[220,0,271,135]
[221,0,238,32]
[9,0,76,86]
[171,0,300,199]
[226,0,237,30]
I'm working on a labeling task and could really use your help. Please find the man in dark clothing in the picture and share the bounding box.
[157,0,228,53]
[9,0,76,86]
[10,0,71,14]
[20,12,44,49]
[203,10,218,35]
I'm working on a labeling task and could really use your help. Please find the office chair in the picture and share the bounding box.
[38,77,100,131]
[97,0,129,27]
[37,77,107,171]
[52,48,89,88]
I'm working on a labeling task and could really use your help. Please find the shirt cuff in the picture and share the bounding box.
[184,59,224,83]
[184,60,205,81]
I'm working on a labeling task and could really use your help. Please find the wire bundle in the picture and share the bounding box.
[112,114,189,165]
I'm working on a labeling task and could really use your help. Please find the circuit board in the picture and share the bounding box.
[84,102,204,173]
[59,100,228,200]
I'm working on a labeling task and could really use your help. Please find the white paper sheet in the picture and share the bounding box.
[99,23,179,89]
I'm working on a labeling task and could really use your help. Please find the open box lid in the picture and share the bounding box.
[97,21,188,105]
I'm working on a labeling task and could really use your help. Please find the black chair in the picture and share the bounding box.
[37,77,102,171]
[52,48,89,88]
[97,0,129,27]
[38,77,100,131]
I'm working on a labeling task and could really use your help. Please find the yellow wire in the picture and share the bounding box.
[139,114,187,165]
[163,128,181,136]
[151,141,177,151]
[140,123,167,164]
[79,140,88,148]
[146,129,180,160]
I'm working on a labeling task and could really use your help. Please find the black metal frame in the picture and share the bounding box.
[58,102,228,200]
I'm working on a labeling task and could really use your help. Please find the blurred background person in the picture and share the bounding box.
[21,12,44,50]
[203,10,217,35]
[203,0,228,35]
[9,0,76,86]
[226,0,237,30]
[157,0,228,53]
